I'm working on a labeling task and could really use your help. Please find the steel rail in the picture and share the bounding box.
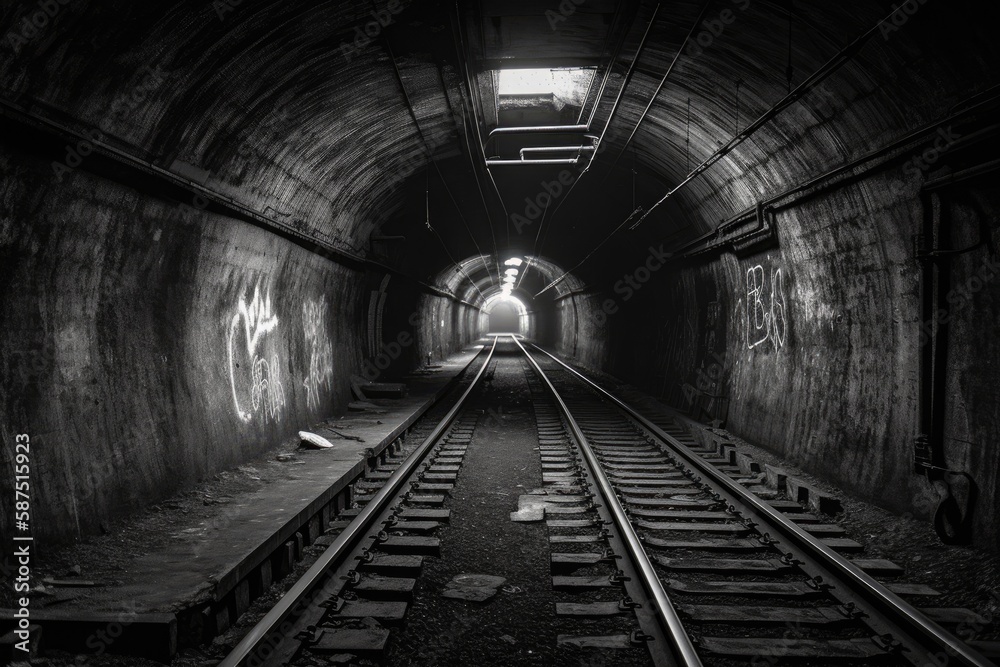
[219,338,499,667]
[513,336,703,667]
[529,343,995,667]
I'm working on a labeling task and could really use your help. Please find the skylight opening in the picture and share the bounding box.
[497,68,595,106]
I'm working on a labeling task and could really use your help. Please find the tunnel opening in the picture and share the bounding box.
[488,300,520,333]
[485,294,528,334]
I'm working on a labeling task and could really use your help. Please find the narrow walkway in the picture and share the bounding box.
[13,345,483,658]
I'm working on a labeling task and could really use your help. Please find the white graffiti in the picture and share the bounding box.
[302,299,334,410]
[229,281,285,423]
[746,264,787,351]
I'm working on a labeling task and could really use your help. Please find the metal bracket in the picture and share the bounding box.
[836,602,866,620]
[296,625,321,643]
[779,552,803,566]
[805,576,831,592]
[629,629,654,646]
[601,547,622,562]
[871,634,903,653]
[320,596,346,612]
[609,570,632,585]
[619,596,641,611]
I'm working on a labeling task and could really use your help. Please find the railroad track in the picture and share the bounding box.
[219,335,995,667]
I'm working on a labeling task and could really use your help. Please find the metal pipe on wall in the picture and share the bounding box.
[486,157,581,166]
[487,124,590,138]
[587,3,661,169]
[628,2,919,232]
[518,145,596,159]
[602,0,714,180]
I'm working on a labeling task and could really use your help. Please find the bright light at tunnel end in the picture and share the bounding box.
[484,292,527,313]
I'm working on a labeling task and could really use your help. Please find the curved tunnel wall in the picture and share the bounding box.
[554,115,1000,550]
[0,133,486,545]
[557,189,999,549]
[2,0,998,551]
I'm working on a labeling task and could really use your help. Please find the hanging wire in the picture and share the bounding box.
[631,143,637,212]
[425,167,487,303]
[734,79,743,135]
[685,97,692,173]
[785,1,794,93]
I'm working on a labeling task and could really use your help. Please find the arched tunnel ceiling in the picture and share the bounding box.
[433,254,584,309]
[1,0,994,300]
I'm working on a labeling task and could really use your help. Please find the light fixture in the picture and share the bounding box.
[504,258,523,267]
[505,268,519,276]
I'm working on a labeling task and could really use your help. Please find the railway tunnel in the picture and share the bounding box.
[1,0,999,664]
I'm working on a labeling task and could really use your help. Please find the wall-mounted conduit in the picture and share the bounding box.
[913,154,1000,545]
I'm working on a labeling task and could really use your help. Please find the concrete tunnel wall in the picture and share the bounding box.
[0,1,504,547]
[0,138,486,545]
[2,0,998,552]
[556,196,1000,550]
[549,43,1000,548]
